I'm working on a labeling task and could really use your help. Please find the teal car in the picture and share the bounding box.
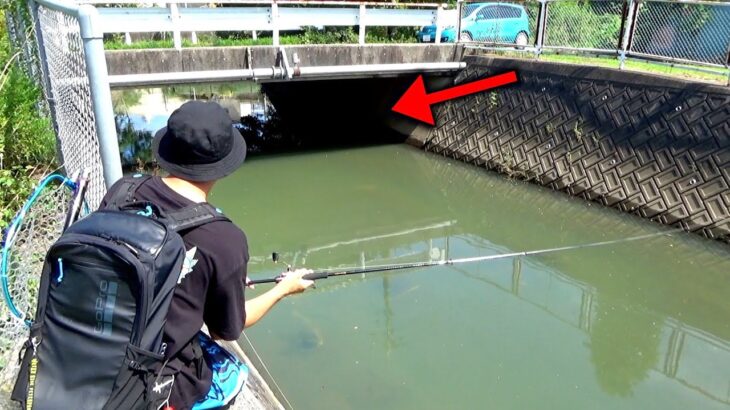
[424,3,530,45]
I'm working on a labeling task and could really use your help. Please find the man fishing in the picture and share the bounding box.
[101,100,314,409]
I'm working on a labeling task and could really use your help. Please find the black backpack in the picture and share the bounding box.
[12,175,229,410]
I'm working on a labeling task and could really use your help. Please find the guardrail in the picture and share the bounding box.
[78,0,456,49]
[455,0,730,83]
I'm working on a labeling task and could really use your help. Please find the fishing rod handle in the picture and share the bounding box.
[248,270,329,285]
[302,271,329,281]
[247,277,280,285]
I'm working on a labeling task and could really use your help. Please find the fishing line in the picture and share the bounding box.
[447,227,687,264]
[241,331,295,410]
[250,227,686,285]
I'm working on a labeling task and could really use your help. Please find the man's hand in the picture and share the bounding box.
[244,268,315,328]
[275,268,315,296]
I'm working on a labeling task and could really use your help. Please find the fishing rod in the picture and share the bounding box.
[248,227,684,285]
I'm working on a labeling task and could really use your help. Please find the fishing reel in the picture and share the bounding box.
[271,252,292,272]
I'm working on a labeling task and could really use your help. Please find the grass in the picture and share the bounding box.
[468,48,728,84]
[538,53,729,85]
[103,30,417,50]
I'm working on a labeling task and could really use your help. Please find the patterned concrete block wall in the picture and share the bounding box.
[425,56,730,242]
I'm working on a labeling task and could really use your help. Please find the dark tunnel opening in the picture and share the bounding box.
[252,74,453,154]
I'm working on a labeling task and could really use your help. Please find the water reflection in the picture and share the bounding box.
[117,115,153,168]
[321,229,729,405]
[250,217,730,405]
[214,145,730,408]
[112,82,283,168]
[589,298,661,397]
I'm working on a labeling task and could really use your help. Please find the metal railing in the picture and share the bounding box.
[78,0,451,49]
[456,0,730,82]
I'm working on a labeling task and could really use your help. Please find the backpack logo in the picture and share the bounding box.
[94,280,118,336]
[179,246,198,284]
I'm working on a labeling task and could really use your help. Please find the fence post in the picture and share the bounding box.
[435,5,442,45]
[169,3,182,50]
[622,0,641,70]
[359,4,366,45]
[725,43,730,87]
[77,5,123,188]
[535,0,548,58]
[272,1,279,46]
[618,0,636,70]
[456,0,464,43]
[183,3,197,45]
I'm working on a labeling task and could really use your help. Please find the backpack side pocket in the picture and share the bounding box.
[104,344,171,410]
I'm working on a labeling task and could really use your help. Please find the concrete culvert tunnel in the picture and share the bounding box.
[258,74,451,150]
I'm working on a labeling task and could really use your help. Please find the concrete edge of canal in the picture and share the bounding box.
[407,55,730,243]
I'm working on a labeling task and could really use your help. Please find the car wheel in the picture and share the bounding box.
[515,32,528,47]
[460,31,473,42]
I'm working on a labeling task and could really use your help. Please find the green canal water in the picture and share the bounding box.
[210,144,730,410]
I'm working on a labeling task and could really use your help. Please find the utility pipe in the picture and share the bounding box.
[108,62,467,87]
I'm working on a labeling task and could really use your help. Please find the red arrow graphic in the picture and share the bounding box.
[392,71,518,125]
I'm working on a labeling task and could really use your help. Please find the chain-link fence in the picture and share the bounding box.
[631,0,730,66]
[458,0,730,80]
[7,0,121,209]
[35,4,107,208]
[543,0,624,52]
[4,4,37,80]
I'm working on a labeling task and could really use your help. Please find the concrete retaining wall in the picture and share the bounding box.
[105,44,461,76]
[421,56,730,242]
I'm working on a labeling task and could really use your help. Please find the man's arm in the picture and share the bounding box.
[244,269,313,328]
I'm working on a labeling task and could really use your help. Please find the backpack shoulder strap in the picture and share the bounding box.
[165,203,231,232]
[105,174,152,210]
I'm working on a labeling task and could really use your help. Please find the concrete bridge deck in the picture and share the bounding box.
[105,44,465,86]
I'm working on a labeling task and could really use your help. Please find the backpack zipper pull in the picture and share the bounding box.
[57,258,64,283]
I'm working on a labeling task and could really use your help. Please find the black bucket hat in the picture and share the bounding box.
[152,100,247,182]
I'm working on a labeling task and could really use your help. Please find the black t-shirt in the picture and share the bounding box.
[100,176,247,410]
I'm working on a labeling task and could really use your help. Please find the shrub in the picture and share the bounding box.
[0,6,56,230]
[544,1,623,50]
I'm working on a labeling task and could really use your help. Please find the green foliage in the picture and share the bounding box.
[639,2,713,36]
[104,27,422,50]
[0,68,55,165]
[366,27,419,44]
[0,166,39,229]
[0,7,56,230]
[111,89,143,111]
[300,26,358,44]
[116,115,153,170]
[546,1,623,50]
